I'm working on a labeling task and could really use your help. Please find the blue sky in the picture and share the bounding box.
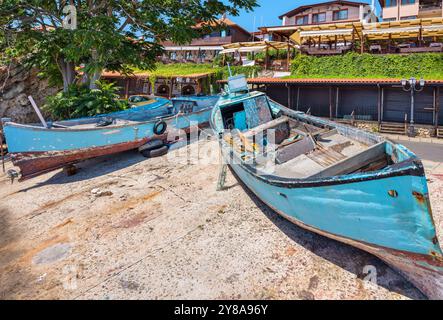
[228,0,379,31]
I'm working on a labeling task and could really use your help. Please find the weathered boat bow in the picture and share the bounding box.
[211,75,443,299]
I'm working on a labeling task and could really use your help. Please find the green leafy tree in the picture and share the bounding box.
[0,0,257,92]
[43,81,128,119]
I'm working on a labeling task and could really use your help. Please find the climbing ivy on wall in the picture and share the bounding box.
[290,53,443,79]
[135,63,261,95]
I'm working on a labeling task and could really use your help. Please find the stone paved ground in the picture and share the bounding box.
[0,138,441,300]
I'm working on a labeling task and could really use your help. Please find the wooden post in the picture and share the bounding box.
[286,41,291,72]
[329,87,333,119]
[296,87,300,111]
[351,28,355,52]
[125,78,130,99]
[419,24,423,47]
[381,87,384,123]
[377,85,382,125]
[360,35,365,54]
[196,78,201,95]
[265,46,269,71]
[287,84,291,109]
[28,96,48,128]
[388,34,392,53]
[318,36,321,49]
[169,78,173,99]
[335,87,339,118]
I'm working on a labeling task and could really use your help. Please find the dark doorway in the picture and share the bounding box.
[182,85,196,96]
[157,84,170,97]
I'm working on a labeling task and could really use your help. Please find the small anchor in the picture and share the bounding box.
[7,169,19,184]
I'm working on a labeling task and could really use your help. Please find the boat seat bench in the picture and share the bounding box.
[309,141,387,179]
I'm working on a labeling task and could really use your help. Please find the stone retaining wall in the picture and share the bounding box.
[0,64,59,124]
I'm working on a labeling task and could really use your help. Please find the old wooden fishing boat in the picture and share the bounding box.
[3,95,219,181]
[210,75,443,299]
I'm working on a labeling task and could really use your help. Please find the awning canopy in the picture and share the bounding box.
[164,46,223,51]
[290,22,363,44]
[362,18,443,40]
[220,45,267,54]
[221,41,296,54]
[290,18,443,43]
[300,28,354,38]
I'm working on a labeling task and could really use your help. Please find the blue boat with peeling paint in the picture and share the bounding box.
[210,76,443,299]
[3,95,219,180]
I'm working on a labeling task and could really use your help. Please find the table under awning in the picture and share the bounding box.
[220,45,267,54]
[220,41,297,71]
[221,41,295,52]
[362,18,443,40]
[290,22,363,45]
[289,18,443,53]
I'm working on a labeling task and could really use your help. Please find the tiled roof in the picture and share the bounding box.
[220,78,443,86]
[101,71,212,79]
[278,1,369,19]
[219,78,443,85]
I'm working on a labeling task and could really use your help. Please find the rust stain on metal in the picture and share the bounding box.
[12,138,153,181]
[412,191,426,204]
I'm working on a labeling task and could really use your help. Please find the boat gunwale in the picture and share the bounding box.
[223,145,425,189]
[2,104,214,133]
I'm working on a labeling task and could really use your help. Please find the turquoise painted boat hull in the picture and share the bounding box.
[3,95,218,180]
[211,88,443,299]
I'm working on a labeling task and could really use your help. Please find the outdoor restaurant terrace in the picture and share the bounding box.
[286,17,443,55]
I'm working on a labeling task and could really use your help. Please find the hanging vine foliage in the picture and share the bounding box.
[290,52,443,79]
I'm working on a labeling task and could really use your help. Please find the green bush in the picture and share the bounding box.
[290,52,443,79]
[43,81,129,120]
[212,54,234,67]
[247,49,295,61]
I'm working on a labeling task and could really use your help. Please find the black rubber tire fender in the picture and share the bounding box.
[141,145,169,158]
[153,120,167,135]
[138,139,164,152]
